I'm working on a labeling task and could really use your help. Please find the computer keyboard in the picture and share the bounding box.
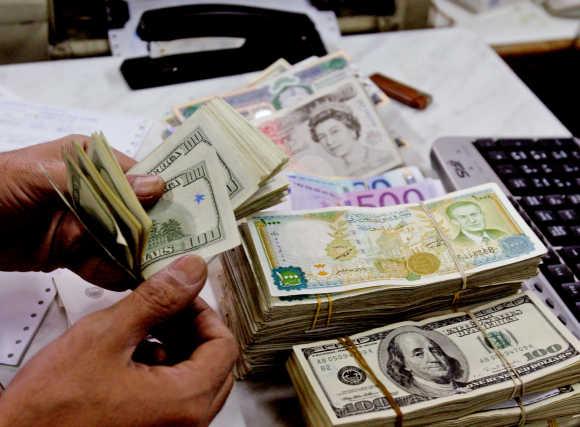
[431,136,580,339]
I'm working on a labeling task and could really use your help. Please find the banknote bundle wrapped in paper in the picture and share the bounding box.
[57,98,288,279]
[287,292,580,426]
[213,183,547,377]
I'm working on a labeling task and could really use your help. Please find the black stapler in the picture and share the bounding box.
[119,4,328,90]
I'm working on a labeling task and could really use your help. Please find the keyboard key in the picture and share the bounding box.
[563,163,580,174]
[567,194,580,206]
[571,226,580,239]
[551,149,569,160]
[494,164,517,176]
[529,150,548,161]
[543,264,575,285]
[560,282,580,302]
[507,178,529,194]
[536,138,560,148]
[474,139,496,149]
[532,177,553,192]
[539,163,556,174]
[542,249,561,266]
[558,209,578,222]
[510,151,528,161]
[522,195,543,208]
[545,225,571,246]
[486,150,508,161]
[534,210,556,223]
[558,247,580,277]
[552,177,574,193]
[520,164,538,175]
[497,138,527,148]
[545,195,566,207]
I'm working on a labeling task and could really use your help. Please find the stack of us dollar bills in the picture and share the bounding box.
[58,98,288,279]
[287,292,580,427]
[212,183,547,378]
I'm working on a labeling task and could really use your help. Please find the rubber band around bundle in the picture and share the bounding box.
[338,335,404,427]
[419,202,468,306]
[464,309,527,421]
[310,294,334,331]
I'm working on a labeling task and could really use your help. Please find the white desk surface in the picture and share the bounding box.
[0,27,572,427]
[431,0,579,48]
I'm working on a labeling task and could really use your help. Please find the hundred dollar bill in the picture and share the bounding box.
[288,292,580,426]
[257,79,401,177]
[133,144,239,278]
[245,183,545,296]
[289,178,443,210]
[132,103,260,211]
[175,51,387,122]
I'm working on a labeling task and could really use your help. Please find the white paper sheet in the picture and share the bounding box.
[53,269,129,326]
[0,272,56,366]
[0,100,151,157]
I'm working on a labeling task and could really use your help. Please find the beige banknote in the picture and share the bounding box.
[245,183,545,297]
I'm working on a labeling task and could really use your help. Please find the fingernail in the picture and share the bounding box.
[167,255,207,288]
[131,175,164,196]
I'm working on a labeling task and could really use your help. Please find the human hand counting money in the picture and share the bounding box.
[0,135,164,290]
[0,255,238,427]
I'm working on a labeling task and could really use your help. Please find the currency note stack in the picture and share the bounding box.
[287,292,580,427]
[56,98,288,279]
[172,52,403,178]
[214,183,547,378]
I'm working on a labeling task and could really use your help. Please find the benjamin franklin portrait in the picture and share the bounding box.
[446,200,506,245]
[378,326,469,398]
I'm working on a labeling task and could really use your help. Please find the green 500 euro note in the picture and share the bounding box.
[244,183,545,297]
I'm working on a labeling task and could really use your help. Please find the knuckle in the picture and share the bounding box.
[133,277,189,317]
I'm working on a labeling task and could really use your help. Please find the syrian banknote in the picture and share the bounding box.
[257,79,401,178]
[289,292,580,426]
[174,51,387,122]
[131,144,239,278]
[289,178,444,210]
[245,183,545,296]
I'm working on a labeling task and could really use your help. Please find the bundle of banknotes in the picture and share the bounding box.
[213,183,547,377]
[287,292,580,426]
[170,52,402,178]
[57,98,288,279]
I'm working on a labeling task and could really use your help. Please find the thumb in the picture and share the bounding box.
[111,255,207,347]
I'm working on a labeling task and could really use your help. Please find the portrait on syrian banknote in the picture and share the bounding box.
[445,200,507,245]
[378,326,470,399]
[258,79,401,178]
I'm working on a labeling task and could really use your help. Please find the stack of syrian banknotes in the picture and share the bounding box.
[212,183,547,378]
[168,51,403,179]
[57,98,288,279]
[287,292,580,427]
